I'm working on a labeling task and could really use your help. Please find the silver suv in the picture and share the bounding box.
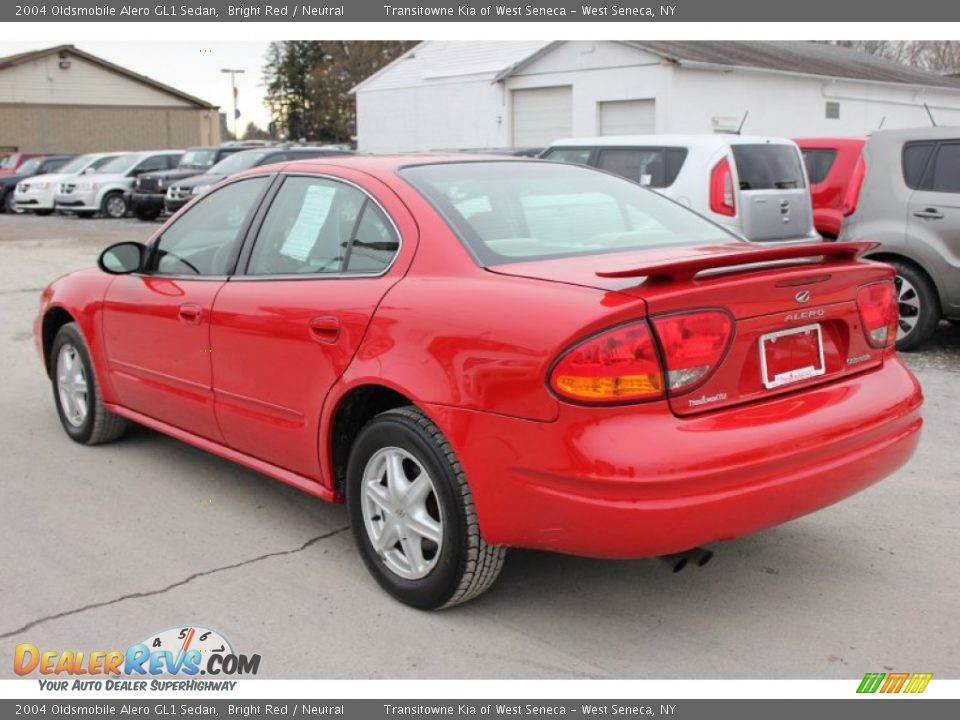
[839,127,960,350]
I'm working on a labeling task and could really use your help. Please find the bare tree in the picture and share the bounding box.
[834,40,960,74]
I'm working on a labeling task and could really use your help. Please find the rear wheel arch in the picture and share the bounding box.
[865,252,941,350]
[865,252,943,310]
[328,384,415,496]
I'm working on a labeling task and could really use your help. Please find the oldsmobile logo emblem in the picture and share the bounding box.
[794,290,811,303]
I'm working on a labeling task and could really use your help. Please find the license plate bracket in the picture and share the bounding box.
[759,323,826,390]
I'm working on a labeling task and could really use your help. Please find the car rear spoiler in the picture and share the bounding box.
[596,242,880,282]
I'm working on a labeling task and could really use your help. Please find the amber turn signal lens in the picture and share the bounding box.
[550,321,664,403]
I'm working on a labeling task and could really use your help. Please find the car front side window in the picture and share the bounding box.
[152,176,270,276]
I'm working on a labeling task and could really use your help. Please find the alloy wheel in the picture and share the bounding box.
[360,446,444,580]
[894,274,921,341]
[56,343,89,428]
[105,195,126,218]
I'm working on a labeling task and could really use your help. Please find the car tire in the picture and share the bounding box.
[101,192,128,219]
[50,323,128,445]
[133,205,160,221]
[346,406,506,610]
[3,190,21,214]
[890,261,940,352]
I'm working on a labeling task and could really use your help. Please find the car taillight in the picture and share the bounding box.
[842,155,866,217]
[549,321,664,403]
[857,281,897,348]
[710,158,736,217]
[651,310,734,393]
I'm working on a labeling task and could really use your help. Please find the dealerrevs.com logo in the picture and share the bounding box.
[14,626,260,691]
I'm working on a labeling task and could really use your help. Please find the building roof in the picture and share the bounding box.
[352,41,552,93]
[0,44,218,108]
[620,41,960,90]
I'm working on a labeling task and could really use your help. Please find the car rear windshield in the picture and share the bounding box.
[400,161,734,266]
[731,144,806,190]
[179,149,218,169]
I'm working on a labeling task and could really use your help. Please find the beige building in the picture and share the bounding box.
[0,45,219,153]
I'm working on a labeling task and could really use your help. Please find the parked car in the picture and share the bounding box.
[14,152,126,216]
[131,144,266,221]
[542,135,820,244]
[839,127,960,350]
[35,156,922,608]
[164,146,353,215]
[795,137,866,238]
[0,151,44,176]
[0,155,74,214]
[54,150,182,219]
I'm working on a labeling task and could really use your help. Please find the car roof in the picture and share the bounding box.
[257,153,530,175]
[548,134,799,149]
[866,125,960,142]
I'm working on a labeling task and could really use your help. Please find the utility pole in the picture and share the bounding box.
[220,68,246,139]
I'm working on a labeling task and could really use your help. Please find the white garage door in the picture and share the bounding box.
[511,86,573,147]
[598,99,656,135]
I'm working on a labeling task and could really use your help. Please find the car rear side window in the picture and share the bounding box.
[902,142,936,190]
[542,148,592,165]
[595,148,687,188]
[246,176,399,276]
[930,143,960,193]
[400,161,733,265]
[801,149,837,184]
[731,144,806,190]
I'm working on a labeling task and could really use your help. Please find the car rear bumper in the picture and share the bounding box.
[424,357,923,558]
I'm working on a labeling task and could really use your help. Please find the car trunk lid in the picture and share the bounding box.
[489,241,894,416]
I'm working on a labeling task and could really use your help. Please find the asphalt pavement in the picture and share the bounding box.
[1,213,957,679]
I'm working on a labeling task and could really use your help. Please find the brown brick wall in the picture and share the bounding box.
[0,104,220,153]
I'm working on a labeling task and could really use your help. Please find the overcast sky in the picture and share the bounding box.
[1,41,274,131]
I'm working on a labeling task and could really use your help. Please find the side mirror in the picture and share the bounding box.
[98,242,146,274]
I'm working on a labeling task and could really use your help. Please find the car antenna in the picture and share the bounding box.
[924,103,937,126]
[877,116,886,129]
[735,110,750,135]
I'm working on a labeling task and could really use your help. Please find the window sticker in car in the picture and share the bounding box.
[280,184,337,262]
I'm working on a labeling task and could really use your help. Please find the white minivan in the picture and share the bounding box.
[542,135,820,244]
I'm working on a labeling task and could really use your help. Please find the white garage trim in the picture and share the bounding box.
[511,86,572,147]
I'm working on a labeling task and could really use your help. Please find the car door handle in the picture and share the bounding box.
[178,303,203,325]
[309,315,341,343]
[913,208,944,220]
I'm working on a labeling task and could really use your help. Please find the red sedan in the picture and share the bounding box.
[35,155,923,609]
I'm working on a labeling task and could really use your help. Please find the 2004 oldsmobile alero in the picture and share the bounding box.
[34,156,923,609]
